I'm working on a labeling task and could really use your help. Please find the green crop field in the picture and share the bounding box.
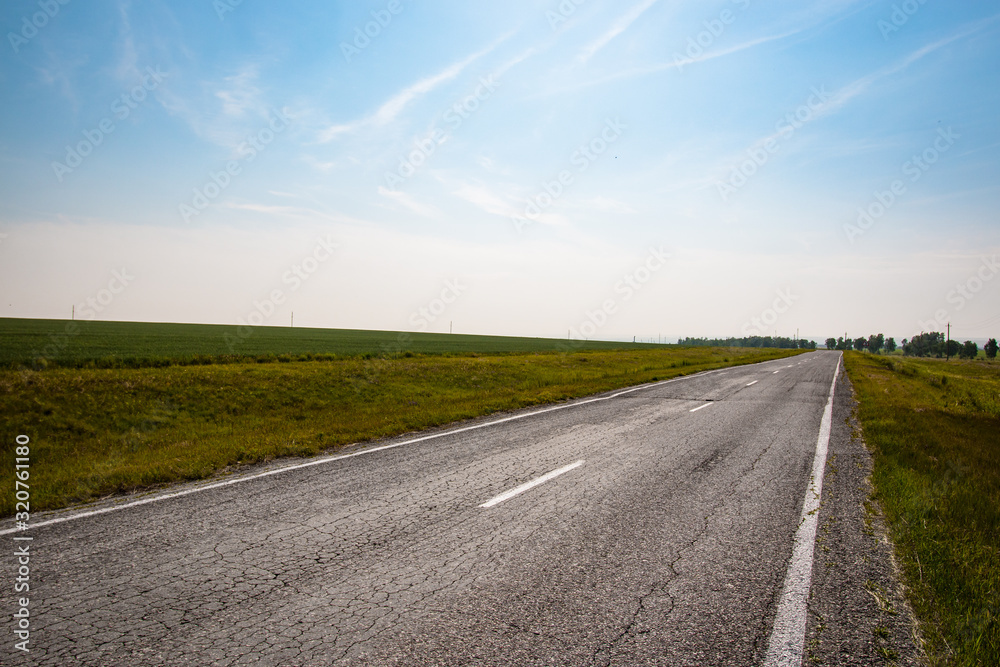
[0,317,667,369]
[845,352,999,666]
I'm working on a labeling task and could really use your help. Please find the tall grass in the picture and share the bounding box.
[845,352,999,666]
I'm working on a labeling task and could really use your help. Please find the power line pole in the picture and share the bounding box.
[291,312,294,328]
[946,322,951,360]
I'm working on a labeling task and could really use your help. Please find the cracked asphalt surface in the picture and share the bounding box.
[3,351,920,665]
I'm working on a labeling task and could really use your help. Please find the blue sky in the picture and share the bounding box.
[1,0,999,343]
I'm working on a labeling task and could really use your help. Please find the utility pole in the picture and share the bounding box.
[291,312,294,328]
[72,305,74,320]
[946,322,951,360]
[450,321,453,334]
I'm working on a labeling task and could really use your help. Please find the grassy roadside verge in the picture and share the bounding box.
[843,352,999,666]
[1,346,802,515]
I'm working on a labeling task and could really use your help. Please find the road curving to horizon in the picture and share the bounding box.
[3,351,921,666]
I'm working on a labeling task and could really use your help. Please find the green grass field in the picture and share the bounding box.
[0,342,803,516]
[844,352,999,666]
[0,317,669,369]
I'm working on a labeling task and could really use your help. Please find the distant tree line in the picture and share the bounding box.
[824,333,896,354]
[679,336,816,349]
[824,331,998,360]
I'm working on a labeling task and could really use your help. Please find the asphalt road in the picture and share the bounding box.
[3,351,920,666]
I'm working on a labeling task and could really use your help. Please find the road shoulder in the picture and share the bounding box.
[803,367,923,665]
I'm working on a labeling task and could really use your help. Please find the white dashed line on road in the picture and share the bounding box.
[480,460,585,508]
[1,366,748,536]
[746,380,758,386]
[689,403,713,412]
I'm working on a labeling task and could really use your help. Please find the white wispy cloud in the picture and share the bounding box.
[450,182,519,218]
[320,32,513,142]
[445,177,571,228]
[223,202,369,226]
[158,63,276,149]
[36,48,81,111]
[215,67,263,117]
[709,16,1000,184]
[820,16,1000,116]
[300,155,339,172]
[114,0,139,82]
[577,0,660,64]
[669,28,804,72]
[582,196,637,213]
[492,44,540,79]
[539,28,802,98]
[544,0,878,97]
[376,186,440,218]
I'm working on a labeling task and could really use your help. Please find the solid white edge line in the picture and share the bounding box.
[763,354,841,667]
[479,460,585,508]
[0,353,810,536]
[689,403,712,412]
